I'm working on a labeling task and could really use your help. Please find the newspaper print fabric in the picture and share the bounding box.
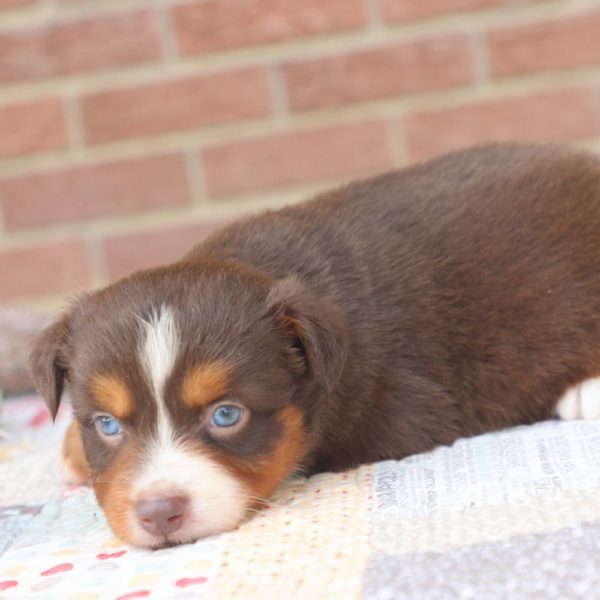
[366,420,600,599]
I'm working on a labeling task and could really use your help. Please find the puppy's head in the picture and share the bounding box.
[30,261,347,548]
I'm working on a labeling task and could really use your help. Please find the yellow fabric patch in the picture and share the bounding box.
[1,565,27,577]
[51,549,81,557]
[128,574,160,586]
[100,537,125,549]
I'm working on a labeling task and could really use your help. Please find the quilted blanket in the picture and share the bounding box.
[1,394,600,599]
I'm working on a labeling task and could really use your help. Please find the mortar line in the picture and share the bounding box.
[63,91,87,150]
[154,0,178,62]
[268,64,291,123]
[471,29,491,84]
[184,148,207,206]
[364,0,384,29]
[85,235,109,287]
[386,120,408,167]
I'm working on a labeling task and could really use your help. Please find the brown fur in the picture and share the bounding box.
[62,421,91,484]
[93,443,140,542]
[31,143,600,544]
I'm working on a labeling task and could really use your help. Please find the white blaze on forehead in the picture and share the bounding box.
[133,304,248,547]
[139,304,178,400]
[139,304,179,443]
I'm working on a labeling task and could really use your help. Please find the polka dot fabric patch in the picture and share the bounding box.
[0,472,373,599]
[0,396,372,599]
[0,486,228,599]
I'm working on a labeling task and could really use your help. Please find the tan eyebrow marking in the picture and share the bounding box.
[91,374,134,420]
[182,362,230,408]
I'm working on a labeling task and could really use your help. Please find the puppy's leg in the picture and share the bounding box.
[61,420,91,485]
[555,378,600,421]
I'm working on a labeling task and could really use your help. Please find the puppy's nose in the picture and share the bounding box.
[135,496,188,536]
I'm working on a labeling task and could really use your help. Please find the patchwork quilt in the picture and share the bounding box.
[1,395,600,599]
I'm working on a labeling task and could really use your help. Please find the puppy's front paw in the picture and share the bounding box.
[61,420,91,485]
[555,378,600,421]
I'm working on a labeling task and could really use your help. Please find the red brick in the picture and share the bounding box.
[0,10,160,83]
[172,0,366,55]
[283,35,474,111]
[403,88,597,162]
[489,11,600,77]
[1,154,189,230]
[81,68,272,144]
[202,121,393,197]
[0,98,67,159]
[104,222,226,280]
[57,0,117,3]
[0,239,91,301]
[0,0,35,9]
[381,0,510,22]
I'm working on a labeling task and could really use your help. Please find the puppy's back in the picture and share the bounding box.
[189,144,600,465]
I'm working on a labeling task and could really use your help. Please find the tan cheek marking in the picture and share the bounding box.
[91,374,134,420]
[216,405,307,500]
[61,420,91,485]
[93,444,140,544]
[182,361,230,408]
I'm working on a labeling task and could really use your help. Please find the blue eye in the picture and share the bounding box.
[96,415,122,436]
[211,405,243,428]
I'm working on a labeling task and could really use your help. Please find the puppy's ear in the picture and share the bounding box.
[29,314,71,419]
[267,277,348,393]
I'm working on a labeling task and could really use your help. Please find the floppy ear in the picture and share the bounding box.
[29,314,71,419]
[266,276,348,393]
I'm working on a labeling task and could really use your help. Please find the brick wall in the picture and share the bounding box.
[1,0,600,309]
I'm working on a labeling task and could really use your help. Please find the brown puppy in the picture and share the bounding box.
[30,143,600,548]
